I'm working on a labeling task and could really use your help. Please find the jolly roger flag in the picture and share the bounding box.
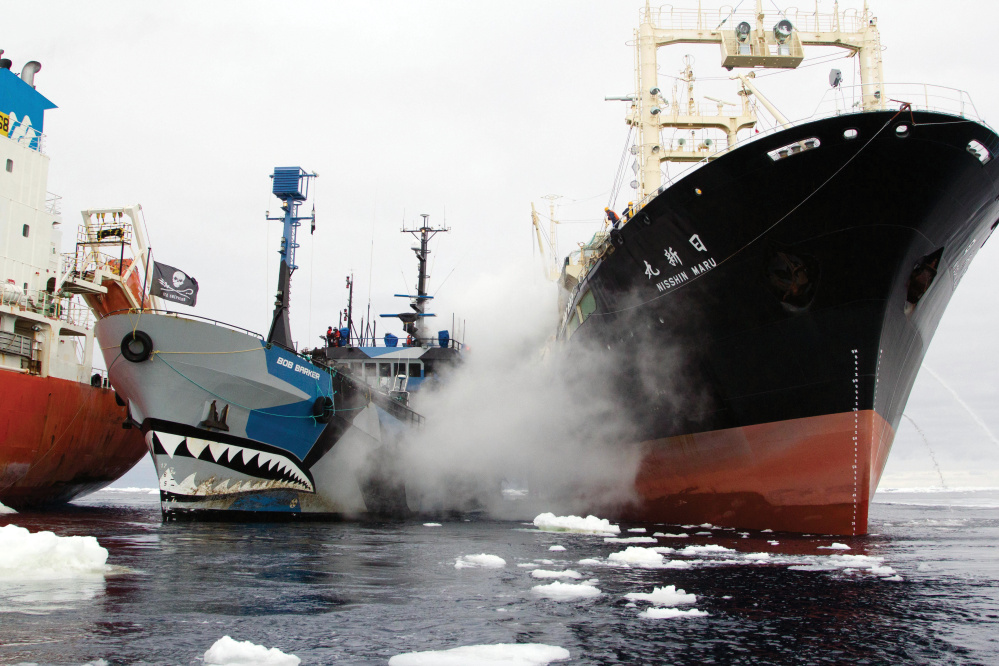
[149,261,199,306]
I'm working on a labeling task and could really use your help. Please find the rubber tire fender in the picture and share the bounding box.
[312,396,334,423]
[120,330,153,363]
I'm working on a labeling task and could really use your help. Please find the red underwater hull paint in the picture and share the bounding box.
[622,410,895,535]
[0,371,147,508]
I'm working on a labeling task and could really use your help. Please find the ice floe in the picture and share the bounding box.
[653,532,688,538]
[203,636,300,666]
[423,523,442,527]
[624,585,696,606]
[531,569,582,579]
[608,546,667,568]
[640,607,709,620]
[532,513,619,535]
[603,536,657,544]
[531,580,601,600]
[548,545,566,552]
[455,554,507,569]
[0,524,108,578]
[678,544,734,556]
[389,643,570,665]
[817,542,851,550]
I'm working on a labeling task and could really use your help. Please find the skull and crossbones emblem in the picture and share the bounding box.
[158,270,195,298]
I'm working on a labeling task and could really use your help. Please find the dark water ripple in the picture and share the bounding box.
[1,491,996,665]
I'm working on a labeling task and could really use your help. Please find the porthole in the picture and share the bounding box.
[895,124,909,138]
[843,128,859,140]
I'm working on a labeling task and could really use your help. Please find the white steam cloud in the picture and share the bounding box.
[402,259,646,519]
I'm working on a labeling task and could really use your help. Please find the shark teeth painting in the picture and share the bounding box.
[148,431,314,494]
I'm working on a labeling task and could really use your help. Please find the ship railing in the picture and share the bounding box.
[636,82,988,211]
[7,124,46,154]
[642,5,865,35]
[101,308,265,340]
[45,192,63,216]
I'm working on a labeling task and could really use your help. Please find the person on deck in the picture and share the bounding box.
[332,327,341,347]
[326,326,334,346]
[622,201,634,221]
[604,207,620,227]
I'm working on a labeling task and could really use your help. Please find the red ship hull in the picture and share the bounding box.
[0,371,146,508]
[617,410,893,536]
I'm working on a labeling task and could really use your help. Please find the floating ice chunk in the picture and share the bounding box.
[537,559,554,565]
[768,541,779,545]
[604,536,657,544]
[651,547,675,554]
[455,554,506,569]
[653,532,688,538]
[883,575,904,582]
[869,565,897,576]
[627,528,647,533]
[423,523,442,527]
[204,636,300,666]
[548,545,566,552]
[679,544,734,556]
[817,543,851,550]
[694,532,713,536]
[827,554,884,569]
[0,524,108,578]
[761,529,773,533]
[640,607,709,619]
[531,569,582,579]
[608,547,665,568]
[577,558,602,566]
[0,501,15,514]
[624,585,696,606]
[389,643,571,665]
[663,559,693,569]
[533,513,619,535]
[789,564,837,571]
[743,552,771,561]
[699,523,713,528]
[531,581,601,600]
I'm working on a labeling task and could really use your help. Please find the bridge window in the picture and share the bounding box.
[22,224,29,237]
[5,159,11,172]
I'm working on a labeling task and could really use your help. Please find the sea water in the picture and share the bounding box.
[1,489,996,665]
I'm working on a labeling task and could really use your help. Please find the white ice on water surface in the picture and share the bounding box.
[604,536,657,544]
[607,546,668,568]
[531,580,601,600]
[640,607,709,620]
[423,523,442,527]
[679,544,735,556]
[548,545,566,551]
[817,543,852,550]
[624,585,696,606]
[203,636,300,666]
[532,513,619,535]
[531,569,582,579]
[456,554,507,569]
[389,643,570,666]
[0,524,108,578]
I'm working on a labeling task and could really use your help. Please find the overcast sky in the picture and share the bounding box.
[7,1,996,488]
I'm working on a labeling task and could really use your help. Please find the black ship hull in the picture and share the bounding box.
[560,110,999,534]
